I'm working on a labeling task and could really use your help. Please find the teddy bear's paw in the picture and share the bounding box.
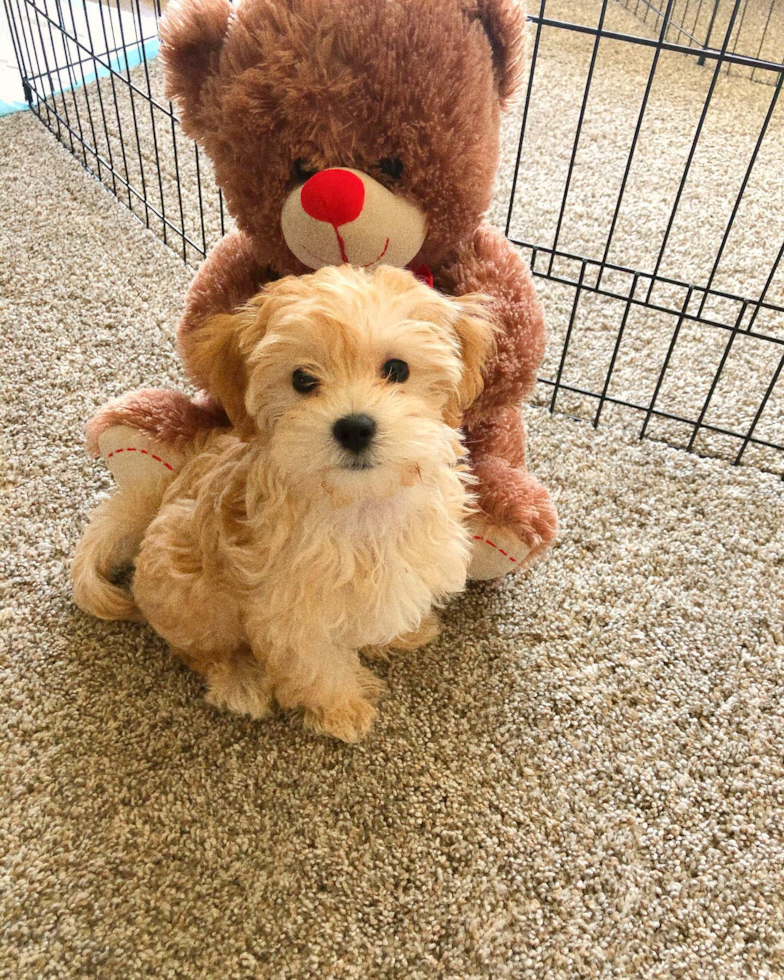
[469,459,558,576]
[467,516,531,581]
[98,425,183,494]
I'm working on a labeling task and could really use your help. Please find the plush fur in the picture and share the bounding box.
[87,0,557,574]
[73,266,495,742]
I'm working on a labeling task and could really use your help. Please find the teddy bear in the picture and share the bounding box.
[88,0,557,579]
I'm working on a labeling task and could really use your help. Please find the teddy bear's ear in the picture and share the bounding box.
[474,0,527,107]
[159,0,232,134]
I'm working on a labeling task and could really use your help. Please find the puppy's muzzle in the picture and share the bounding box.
[333,414,377,455]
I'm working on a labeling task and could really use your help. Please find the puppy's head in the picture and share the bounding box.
[190,265,494,503]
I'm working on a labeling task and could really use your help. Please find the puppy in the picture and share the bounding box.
[72,265,494,741]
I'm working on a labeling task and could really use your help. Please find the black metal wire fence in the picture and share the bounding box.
[617,0,782,82]
[2,0,224,259]
[3,0,783,474]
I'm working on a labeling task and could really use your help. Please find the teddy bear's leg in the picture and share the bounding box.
[85,388,229,494]
[434,225,557,579]
[464,405,558,581]
[467,458,557,579]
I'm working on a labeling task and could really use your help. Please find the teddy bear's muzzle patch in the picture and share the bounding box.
[281,167,427,272]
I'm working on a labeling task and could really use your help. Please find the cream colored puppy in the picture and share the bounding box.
[72,265,494,742]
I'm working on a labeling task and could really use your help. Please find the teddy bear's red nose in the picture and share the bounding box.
[300,169,365,227]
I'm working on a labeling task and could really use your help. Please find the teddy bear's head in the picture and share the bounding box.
[160,0,526,273]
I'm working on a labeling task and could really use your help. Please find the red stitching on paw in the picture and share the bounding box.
[472,534,518,563]
[106,447,176,472]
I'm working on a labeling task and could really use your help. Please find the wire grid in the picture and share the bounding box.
[3,0,784,475]
[1,0,225,259]
[511,0,783,473]
[615,0,783,82]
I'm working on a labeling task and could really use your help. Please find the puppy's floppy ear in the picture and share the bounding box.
[473,0,527,107]
[443,294,497,428]
[188,296,268,440]
[159,0,232,136]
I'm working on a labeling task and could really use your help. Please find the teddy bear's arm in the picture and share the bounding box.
[434,222,557,571]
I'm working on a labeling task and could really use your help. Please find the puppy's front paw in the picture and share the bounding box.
[205,657,272,720]
[302,696,377,743]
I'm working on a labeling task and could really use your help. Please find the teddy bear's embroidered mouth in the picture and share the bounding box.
[281,168,427,273]
[302,237,391,270]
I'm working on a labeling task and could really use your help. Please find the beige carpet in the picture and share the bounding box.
[2,107,784,978]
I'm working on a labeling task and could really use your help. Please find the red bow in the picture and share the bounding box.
[406,263,434,288]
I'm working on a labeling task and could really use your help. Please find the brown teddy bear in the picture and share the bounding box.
[89,0,557,579]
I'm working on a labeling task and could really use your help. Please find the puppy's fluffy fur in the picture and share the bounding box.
[72,266,494,741]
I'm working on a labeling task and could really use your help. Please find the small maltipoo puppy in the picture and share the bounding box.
[72,265,494,741]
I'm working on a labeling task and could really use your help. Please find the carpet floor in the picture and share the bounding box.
[2,24,784,980]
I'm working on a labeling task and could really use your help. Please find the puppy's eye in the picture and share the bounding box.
[293,158,318,182]
[292,368,320,393]
[379,157,404,181]
[382,359,409,384]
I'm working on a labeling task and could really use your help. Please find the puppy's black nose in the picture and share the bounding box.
[333,414,377,454]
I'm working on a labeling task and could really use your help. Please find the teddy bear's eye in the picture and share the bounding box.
[382,359,409,384]
[292,159,318,183]
[292,368,320,393]
[379,158,404,181]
